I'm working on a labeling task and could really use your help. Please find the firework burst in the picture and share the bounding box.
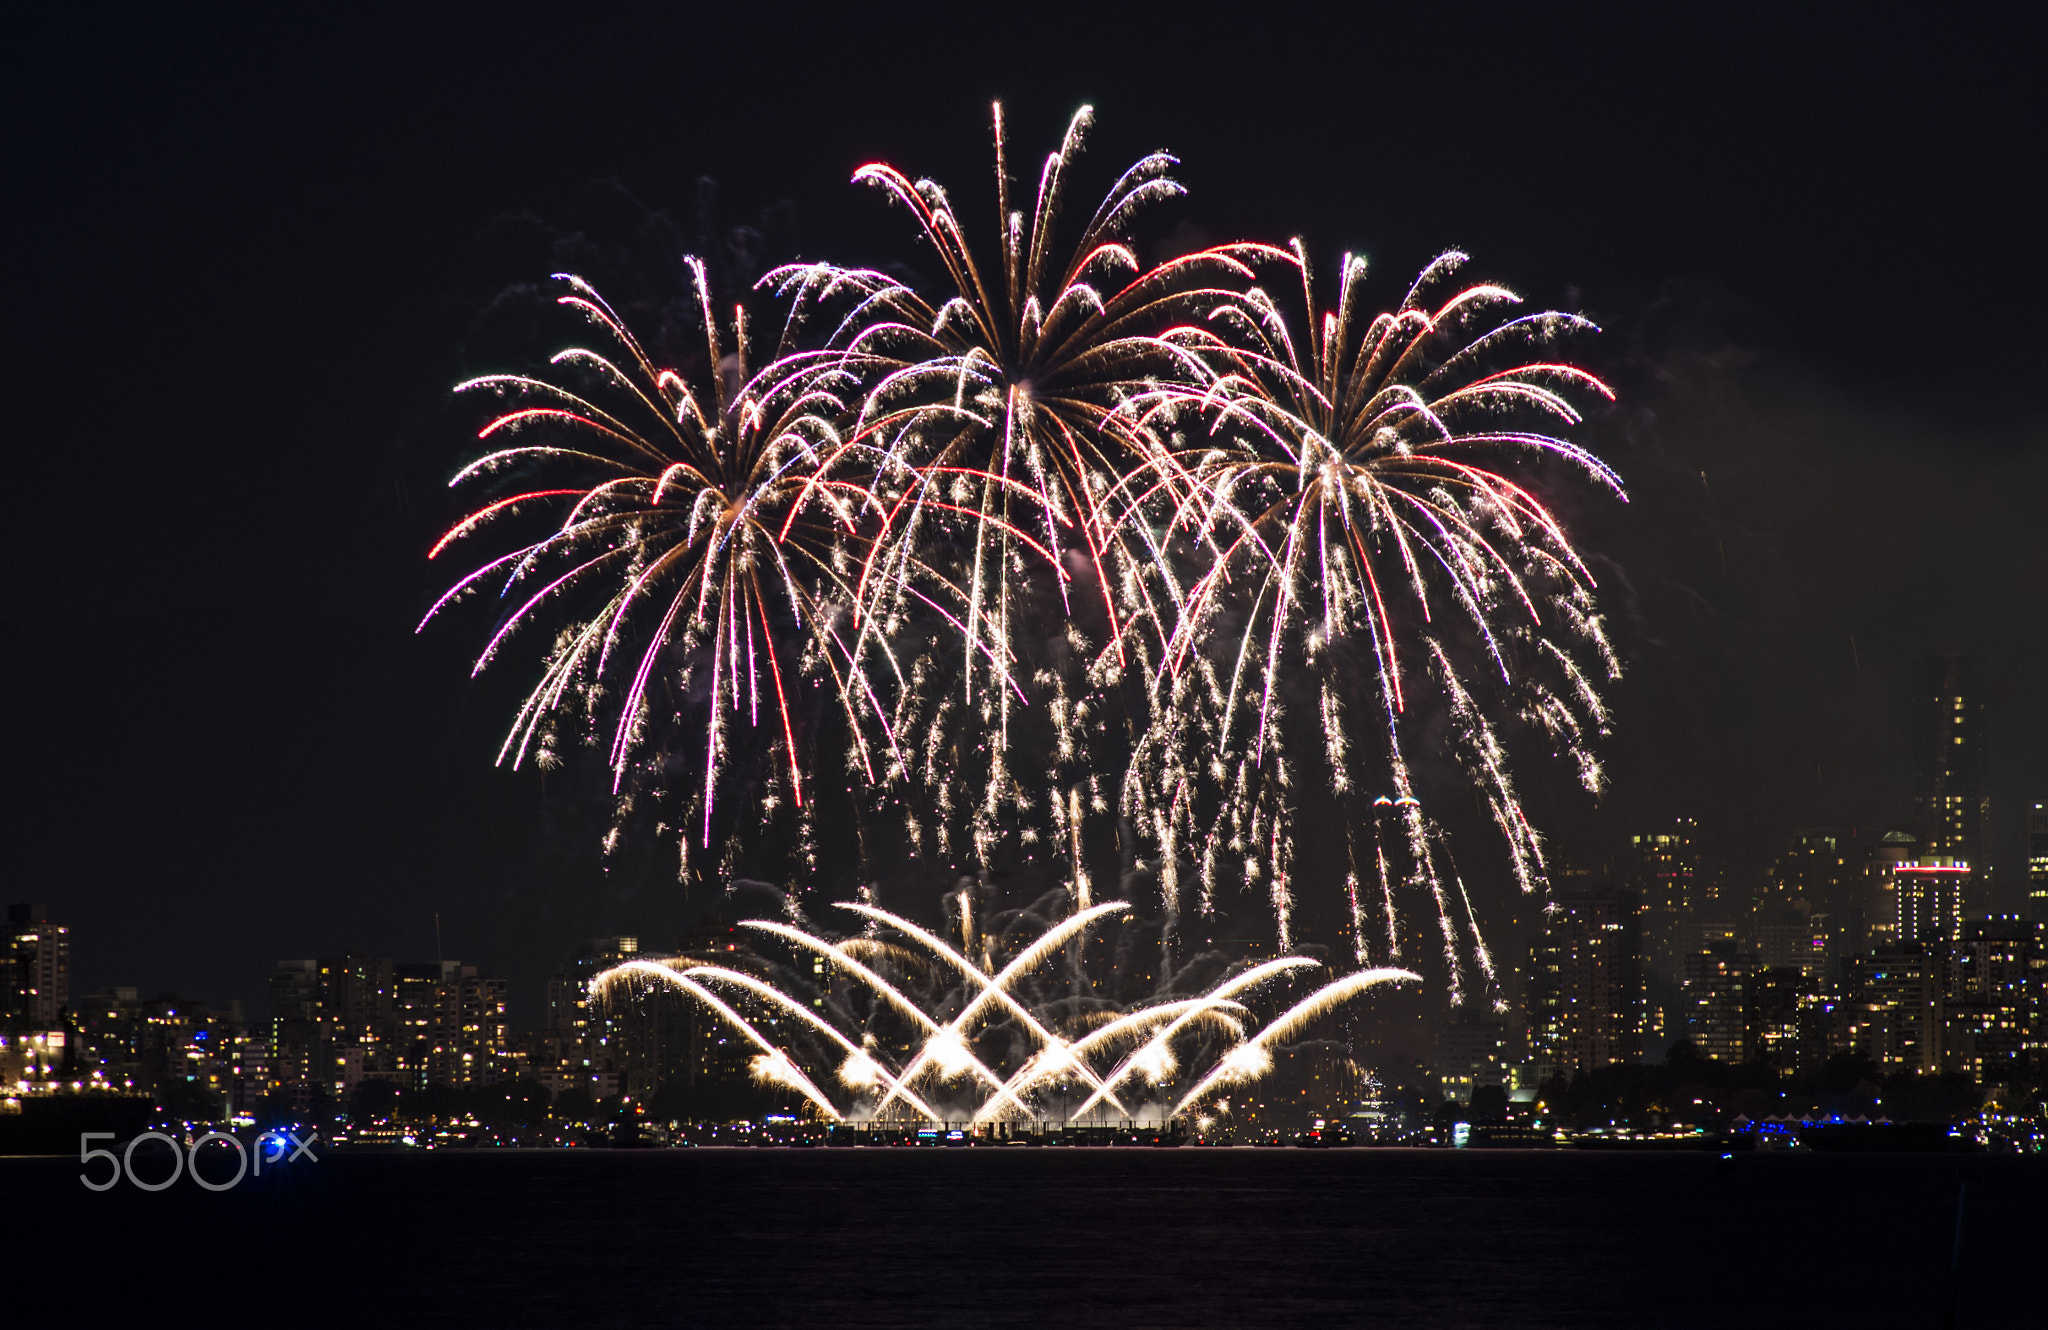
[763,103,1267,889]
[421,261,895,879]
[425,106,1623,993]
[1117,242,1621,1003]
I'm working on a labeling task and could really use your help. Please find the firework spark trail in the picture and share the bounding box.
[590,962,844,1120]
[1065,956,1318,1119]
[1450,873,1507,1013]
[1373,823,1400,962]
[1171,966,1419,1116]
[597,959,943,1120]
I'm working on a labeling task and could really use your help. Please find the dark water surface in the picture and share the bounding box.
[5,1147,2041,1327]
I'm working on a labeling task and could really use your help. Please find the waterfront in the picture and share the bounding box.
[6,1148,2040,1327]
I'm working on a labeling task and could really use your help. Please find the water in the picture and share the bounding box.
[6,1147,2041,1326]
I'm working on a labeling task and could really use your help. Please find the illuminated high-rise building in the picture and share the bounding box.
[267,960,323,1096]
[1757,913,1827,981]
[1943,916,2040,1084]
[1746,965,1817,1070]
[6,904,71,1027]
[2029,801,2047,917]
[1626,818,1698,985]
[1866,830,1918,950]
[1433,1016,1509,1104]
[1893,861,1968,947]
[1840,948,1942,1073]
[1526,886,1641,1074]
[1911,656,1989,911]
[391,962,445,1088]
[435,964,509,1088]
[1682,941,1756,1064]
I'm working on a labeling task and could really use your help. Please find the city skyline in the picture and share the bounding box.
[14,639,2042,1117]
[14,788,2044,1138]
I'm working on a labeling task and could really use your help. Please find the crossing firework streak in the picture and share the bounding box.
[591,897,1418,1123]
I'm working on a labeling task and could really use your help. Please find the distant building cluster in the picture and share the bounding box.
[1430,656,2048,1121]
[2,926,518,1122]
[1499,890,2045,1088]
[265,956,511,1114]
[2,908,768,1130]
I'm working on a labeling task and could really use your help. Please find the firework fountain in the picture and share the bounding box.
[423,104,1620,1120]
[594,893,1416,1124]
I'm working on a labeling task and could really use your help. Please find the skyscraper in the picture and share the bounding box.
[1867,830,1919,949]
[1840,948,1942,1073]
[1626,818,1698,985]
[1911,656,1990,910]
[1683,940,1758,1064]
[5,904,70,1027]
[2029,801,2046,917]
[1944,916,2040,1085]
[1894,862,1968,947]
[1433,1016,1509,1104]
[1526,886,1641,1076]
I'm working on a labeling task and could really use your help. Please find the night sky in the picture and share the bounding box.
[13,4,2045,1025]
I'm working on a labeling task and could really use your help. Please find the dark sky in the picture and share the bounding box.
[11,3,2044,1024]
